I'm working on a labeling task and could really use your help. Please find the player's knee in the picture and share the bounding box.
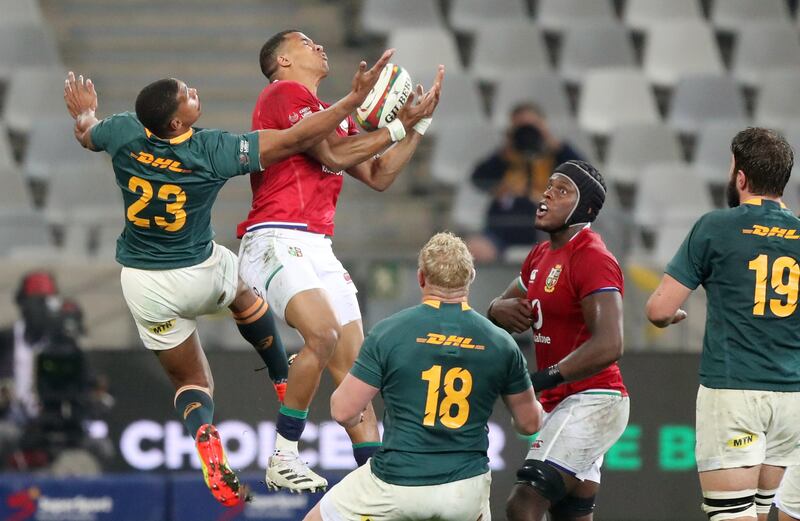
[551,494,596,519]
[515,459,568,504]
[304,324,341,365]
[506,484,546,521]
[702,490,756,521]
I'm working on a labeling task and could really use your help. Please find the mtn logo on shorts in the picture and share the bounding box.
[149,319,175,334]
[544,265,563,293]
[742,225,800,239]
[727,433,758,448]
[416,333,485,350]
[360,516,373,521]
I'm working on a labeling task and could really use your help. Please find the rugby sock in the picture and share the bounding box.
[234,297,289,386]
[352,442,381,466]
[275,405,308,453]
[174,386,214,437]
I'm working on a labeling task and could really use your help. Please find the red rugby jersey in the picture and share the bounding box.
[519,227,627,412]
[238,80,358,238]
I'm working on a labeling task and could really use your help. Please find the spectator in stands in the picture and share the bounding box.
[467,102,585,262]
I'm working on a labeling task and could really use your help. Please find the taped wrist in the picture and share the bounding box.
[413,117,432,136]
[386,119,406,142]
[530,364,564,391]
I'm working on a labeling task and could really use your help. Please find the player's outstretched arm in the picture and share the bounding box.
[257,49,395,167]
[64,71,100,150]
[488,278,533,334]
[503,388,543,436]
[330,373,379,429]
[543,291,624,388]
[645,274,690,328]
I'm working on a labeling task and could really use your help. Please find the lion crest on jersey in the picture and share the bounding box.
[544,265,562,293]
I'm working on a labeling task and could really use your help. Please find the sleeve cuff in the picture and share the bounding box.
[350,362,382,389]
[246,132,262,173]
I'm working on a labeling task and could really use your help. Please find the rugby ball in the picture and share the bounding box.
[356,63,413,131]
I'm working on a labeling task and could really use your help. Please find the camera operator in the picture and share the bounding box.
[468,102,585,262]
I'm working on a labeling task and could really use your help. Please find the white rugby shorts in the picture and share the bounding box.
[525,390,630,483]
[777,466,800,519]
[238,227,360,326]
[695,385,800,472]
[120,242,238,350]
[320,462,491,521]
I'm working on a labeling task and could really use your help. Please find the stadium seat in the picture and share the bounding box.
[592,186,633,259]
[578,67,659,135]
[754,71,800,130]
[44,166,121,221]
[0,0,45,25]
[0,125,16,170]
[387,27,464,81]
[449,0,528,33]
[710,0,790,33]
[0,167,34,209]
[668,74,747,135]
[604,124,683,185]
[429,122,501,185]
[623,0,703,32]
[692,121,743,184]
[414,70,486,132]
[732,21,800,87]
[0,208,53,256]
[491,72,571,129]
[549,119,599,165]
[4,67,68,135]
[642,21,724,87]
[0,23,60,81]
[633,162,713,230]
[23,117,110,181]
[360,0,442,36]
[536,0,615,33]
[651,223,695,270]
[558,22,636,85]
[470,22,550,83]
[451,182,491,233]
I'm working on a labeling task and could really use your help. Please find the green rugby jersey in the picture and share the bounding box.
[351,299,531,486]
[90,112,261,269]
[666,198,800,391]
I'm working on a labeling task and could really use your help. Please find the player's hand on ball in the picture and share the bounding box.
[348,48,395,107]
[491,297,533,334]
[398,65,444,128]
[64,71,98,119]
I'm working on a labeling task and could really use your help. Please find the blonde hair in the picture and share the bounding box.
[418,232,475,290]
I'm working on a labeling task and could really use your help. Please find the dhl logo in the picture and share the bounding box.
[130,152,192,173]
[415,333,485,350]
[742,225,800,239]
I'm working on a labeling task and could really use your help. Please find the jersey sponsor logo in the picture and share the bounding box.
[533,332,551,345]
[742,225,800,239]
[415,333,485,351]
[130,152,191,173]
[288,112,300,124]
[544,265,563,293]
[149,319,175,335]
[183,402,202,420]
[727,433,757,448]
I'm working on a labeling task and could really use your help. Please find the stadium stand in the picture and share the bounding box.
[558,21,636,84]
[667,74,747,134]
[470,22,551,83]
[448,0,528,33]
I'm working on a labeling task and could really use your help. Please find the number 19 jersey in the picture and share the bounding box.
[90,112,261,269]
[666,198,800,391]
[351,300,531,486]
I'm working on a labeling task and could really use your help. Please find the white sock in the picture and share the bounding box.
[274,433,298,454]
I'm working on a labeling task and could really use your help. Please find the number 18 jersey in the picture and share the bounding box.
[666,198,800,391]
[351,300,531,486]
[91,112,261,269]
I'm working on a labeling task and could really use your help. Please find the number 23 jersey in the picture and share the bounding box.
[520,227,627,412]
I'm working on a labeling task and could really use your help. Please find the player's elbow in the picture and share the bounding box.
[514,402,543,436]
[329,391,353,426]
[645,297,673,328]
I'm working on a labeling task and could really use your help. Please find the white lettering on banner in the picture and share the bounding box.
[119,420,507,471]
[37,495,113,517]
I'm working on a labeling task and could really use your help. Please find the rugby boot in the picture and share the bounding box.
[273,381,287,403]
[266,450,328,493]
[196,424,244,506]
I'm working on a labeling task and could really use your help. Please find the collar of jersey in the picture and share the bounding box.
[144,127,194,145]
[742,197,787,208]
[422,299,471,311]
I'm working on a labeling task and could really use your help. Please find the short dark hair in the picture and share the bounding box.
[135,78,180,138]
[731,127,794,197]
[259,29,300,79]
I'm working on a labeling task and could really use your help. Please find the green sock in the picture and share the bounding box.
[234,298,289,383]
[174,387,214,437]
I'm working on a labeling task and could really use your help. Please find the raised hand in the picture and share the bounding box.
[398,65,444,128]
[64,71,98,119]
[347,48,395,106]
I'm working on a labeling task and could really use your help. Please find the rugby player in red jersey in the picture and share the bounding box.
[488,160,629,521]
[238,30,443,492]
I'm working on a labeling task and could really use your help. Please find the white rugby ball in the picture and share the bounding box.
[356,62,413,131]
